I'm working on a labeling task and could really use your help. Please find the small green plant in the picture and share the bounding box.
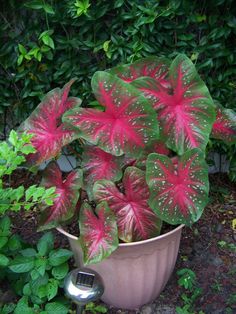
[0,130,56,215]
[176,268,203,314]
[211,280,222,293]
[17,29,55,66]
[74,0,91,17]
[177,268,196,290]
[218,240,236,252]
[0,216,72,313]
[84,302,107,314]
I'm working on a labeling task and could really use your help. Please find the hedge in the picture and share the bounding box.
[0,0,235,175]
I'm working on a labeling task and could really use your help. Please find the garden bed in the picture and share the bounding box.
[3,172,235,314]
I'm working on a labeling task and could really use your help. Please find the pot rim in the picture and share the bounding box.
[56,223,185,247]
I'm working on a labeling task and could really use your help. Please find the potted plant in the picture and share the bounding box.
[19,54,236,309]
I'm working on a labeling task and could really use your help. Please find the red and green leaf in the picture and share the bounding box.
[19,79,81,165]
[109,57,170,87]
[79,202,118,265]
[63,72,159,157]
[93,167,162,242]
[39,162,83,230]
[132,54,216,155]
[211,105,236,144]
[82,146,123,198]
[146,148,209,226]
[135,140,171,168]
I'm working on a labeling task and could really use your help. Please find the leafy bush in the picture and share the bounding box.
[0,216,72,313]
[0,1,235,119]
[0,130,56,215]
[0,0,235,175]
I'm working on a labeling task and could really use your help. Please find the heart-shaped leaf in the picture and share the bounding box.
[79,202,118,265]
[39,162,82,229]
[63,72,159,157]
[109,57,170,87]
[82,146,123,198]
[94,167,162,242]
[132,54,216,155]
[211,104,236,144]
[19,79,81,165]
[146,148,209,226]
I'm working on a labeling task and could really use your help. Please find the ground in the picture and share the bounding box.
[6,172,236,314]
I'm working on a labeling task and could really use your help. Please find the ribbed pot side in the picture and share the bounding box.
[57,225,184,310]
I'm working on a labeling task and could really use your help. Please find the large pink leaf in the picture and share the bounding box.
[19,79,81,165]
[82,146,123,198]
[93,167,162,242]
[132,54,216,155]
[79,201,118,264]
[146,148,209,226]
[109,57,170,88]
[211,105,236,144]
[63,72,159,157]
[39,162,82,230]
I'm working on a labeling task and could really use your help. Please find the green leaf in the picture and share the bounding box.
[103,40,110,52]
[30,273,49,295]
[8,234,22,251]
[34,257,47,276]
[20,145,36,155]
[17,55,23,66]
[0,253,10,266]
[9,130,18,146]
[48,249,73,266]
[114,0,124,8]
[0,216,11,236]
[30,269,41,280]
[24,1,43,10]
[9,256,35,273]
[43,4,55,14]
[52,263,69,280]
[46,278,58,300]
[42,35,55,49]
[0,236,8,249]
[36,51,42,61]
[37,285,48,299]
[18,44,27,56]
[1,303,16,314]
[14,296,34,314]
[25,185,44,201]
[37,232,54,256]
[45,302,69,314]
[20,248,37,257]
[23,283,32,296]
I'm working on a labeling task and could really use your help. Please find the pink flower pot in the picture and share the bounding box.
[57,224,184,310]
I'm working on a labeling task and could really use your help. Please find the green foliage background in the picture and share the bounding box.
[0,0,235,151]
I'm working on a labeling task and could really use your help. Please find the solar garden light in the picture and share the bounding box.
[64,267,104,314]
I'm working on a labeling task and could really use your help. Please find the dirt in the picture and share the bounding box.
[4,172,236,313]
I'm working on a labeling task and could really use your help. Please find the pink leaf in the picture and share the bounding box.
[82,146,123,198]
[79,202,118,264]
[19,79,81,165]
[94,167,162,242]
[211,105,236,144]
[109,57,170,88]
[39,162,82,229]
[146,149,209,226]
[132,55,216,155]
[63,72,159,157]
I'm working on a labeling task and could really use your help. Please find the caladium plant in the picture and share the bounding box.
[20,54,236,265]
